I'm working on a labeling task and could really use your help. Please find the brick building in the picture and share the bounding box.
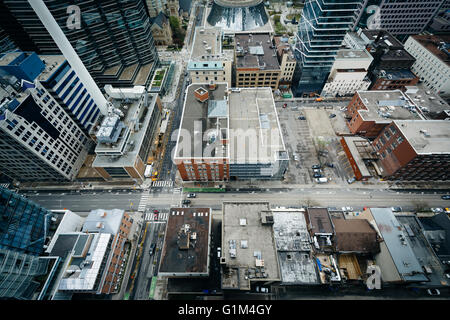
[373,120,450,181]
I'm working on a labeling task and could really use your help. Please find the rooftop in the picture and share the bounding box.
[58,233,112,292]
[361,29,404,49]
[411,34,450,67]
[36,55,66,82]
[342,136,376,178]
[235,33,280,70]
[190,27,223,61]
[305,208,334,235]
[332,218,380,254]
[228,87,286,164]
[370,208,427,282]
[272,208,319,285]
[273,37,295,62]
[222,202,280,290]
[373,69,417,80]
[93,90,159,168]
[356,90,423,122]
[403,85,450,117]
[336,49,372,60]
[174,83,229,159]
[396,215,449,287]
[394,120,450,155]
[419,213,450,260]
[82,209,125,235]
[159,207,211,276]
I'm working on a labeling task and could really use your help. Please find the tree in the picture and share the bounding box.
[169,16,185,48]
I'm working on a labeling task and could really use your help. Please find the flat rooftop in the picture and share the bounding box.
[396,215,449,287]
[190,27,222,61]
[356,90,423,122]
[235,33,280,70]
[222,202,280,289]
[0,51,22,66]
[370,208,428,282]
[362,29,403,49]
[272,209,311,252]
[332,218,380,254]
[404,85,450,116]
[175,83,229,159]
[159,207,211,276]
[394,120,450,155]
[306,208,334,235]
[336,49,372,60]
[37,55,66,82]
[412,34,450,67]
[228,87,286,164]
[342,136,375,178]
[373,69,417,80]
[93,92,159,168]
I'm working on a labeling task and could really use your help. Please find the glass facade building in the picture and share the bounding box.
[293,0,366,97]
[0,0,159,87]
[0,187,51,255]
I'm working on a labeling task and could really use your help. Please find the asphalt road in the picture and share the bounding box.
[22,188,450,213]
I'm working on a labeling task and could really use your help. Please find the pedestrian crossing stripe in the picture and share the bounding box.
[144,212,169,221]
[0,183,10,189]
[151,181,173,188]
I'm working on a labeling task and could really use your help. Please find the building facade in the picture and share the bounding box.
[363,0,445,37]
[150,12,173,46]
[321,49,373,98]
[0,0,160,88]
[273,37,297,90]
[188,27,233,87]
[293,0,366,97]
[0,187,52,255]
[404,35,450,98]
[234,33,281,90]
[0,51,94,182]
[93,87,162,183]
[373,120,450,181]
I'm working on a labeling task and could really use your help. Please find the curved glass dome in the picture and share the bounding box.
[207,0,269,32]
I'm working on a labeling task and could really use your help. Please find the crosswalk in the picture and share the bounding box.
[173,187,182,194]
[145,212,169,221]
[0,183,10,189]
[151,180,173,188]
[138,193,152,212]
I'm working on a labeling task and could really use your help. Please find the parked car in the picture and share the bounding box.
[391,207,402,212]
[182,199,191,205]
[312,164,321,169]
[315,177,328,184]
[326,163,334,168]
[187,193,196,198]
[339,106,347,111]
[313,172,323,178]
[342,206,354,212]
[431,208,444,213]
[329,113,336,118]
[293,154,300,161]
[298,116,306,120]
[427,288,440,296]
[347,177,356,184]
[441,195,450,200]
[149,243,156,256]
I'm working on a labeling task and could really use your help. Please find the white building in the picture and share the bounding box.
[187,27,233,87]
[404,35,450,97]
[321,49,373,98]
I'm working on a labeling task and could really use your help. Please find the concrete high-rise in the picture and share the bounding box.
[0,0,160,88]
[293,0,367,97]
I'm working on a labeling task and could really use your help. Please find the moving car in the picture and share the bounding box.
[431,208,444,213]
[149,243,156,256]
[298,116,306,120]
[441,195,450,200]
[187,193,196,198]
[391,207,402,212]
[329,113,336,118]
[347,177,356,184]
[182,199,191,205]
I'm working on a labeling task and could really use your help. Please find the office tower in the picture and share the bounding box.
[0,249,59,300]
[0,0,160,88]
[0,51,93,182]
[0,26,16,54]
[358,0,445,37]
[0,186,52,255]
[293,0,367,97]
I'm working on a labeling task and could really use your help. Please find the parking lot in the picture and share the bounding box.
[277,102,354,185]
